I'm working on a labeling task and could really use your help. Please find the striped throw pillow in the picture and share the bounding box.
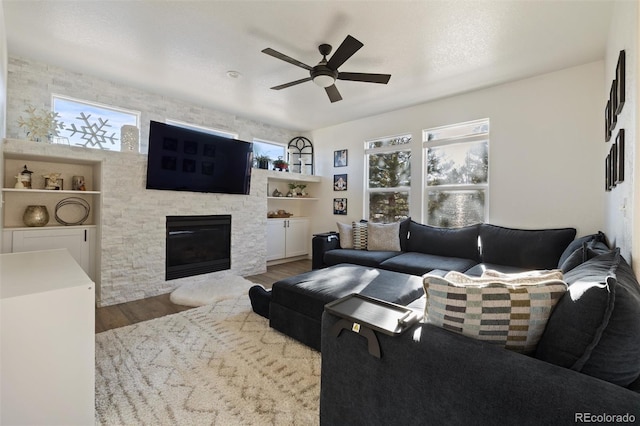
[423,271,568,354]
[352,222,368,250]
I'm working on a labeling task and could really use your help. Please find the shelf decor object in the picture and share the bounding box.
[120,125,140,152]
[23,205,49,227]
[55,197,90,226]
[288,136,314,175]
[17,106,65,142]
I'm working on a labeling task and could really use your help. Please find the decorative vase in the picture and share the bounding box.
[23,205,49,227]
[120,125,140,152]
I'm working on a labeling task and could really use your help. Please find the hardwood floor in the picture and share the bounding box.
[95,259,311,333]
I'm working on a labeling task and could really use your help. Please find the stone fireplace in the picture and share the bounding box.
[165,215,231,280]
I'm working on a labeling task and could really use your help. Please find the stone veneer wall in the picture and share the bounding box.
[5,57,300,306]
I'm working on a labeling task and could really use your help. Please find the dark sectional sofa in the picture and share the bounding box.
[313,220,586,276]
[312,221,640,424]
[250,220,640,423]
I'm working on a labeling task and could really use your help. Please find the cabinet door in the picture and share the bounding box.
[285,218,310,257]
[266,220,287,261]
[12,228,91,276]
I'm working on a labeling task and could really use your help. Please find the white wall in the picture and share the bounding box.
[311,62,605,239]
[0,1,8,246]
[605,0,638,268]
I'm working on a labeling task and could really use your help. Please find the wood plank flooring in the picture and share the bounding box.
[95,259,311,333]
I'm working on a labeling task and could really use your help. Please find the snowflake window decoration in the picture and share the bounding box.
[66,112,119,150]
[17,106,65,142]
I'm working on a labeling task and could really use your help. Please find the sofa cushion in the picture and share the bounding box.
[324,249,400,268]
[423,271,567,354]
[352,222,368,250]
[407,221,480,261]
[559,240,610,273]
[535,249,640,387]
[367,222,401,251]
[464,263,534,277]
[479,224,576,269]
[380,252,478,276]
[272,264,424,322]
[336,222,354,249]
[557,231,606,267]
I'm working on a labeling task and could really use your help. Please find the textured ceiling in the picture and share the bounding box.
[3,0,613,131]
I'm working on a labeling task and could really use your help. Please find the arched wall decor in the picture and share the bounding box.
[287,136,314,175]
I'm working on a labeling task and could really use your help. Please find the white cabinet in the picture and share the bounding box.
[1,249,95,426]
[266,218,310,261]
[4,226,96,281]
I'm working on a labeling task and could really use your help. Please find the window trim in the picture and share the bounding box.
[52,93,141,126]
[364,133,413,222]
[165,119,237,139]
[422,118,490,227]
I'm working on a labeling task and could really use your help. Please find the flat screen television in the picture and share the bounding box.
[146,121,253,195]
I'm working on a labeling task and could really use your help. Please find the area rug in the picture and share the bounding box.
[95,295,320,425]
[169,274,257,307]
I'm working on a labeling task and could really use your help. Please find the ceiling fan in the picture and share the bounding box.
[262,35,391,103]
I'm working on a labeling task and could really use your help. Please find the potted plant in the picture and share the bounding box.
[273,157,288,171]
[255,154,270,169]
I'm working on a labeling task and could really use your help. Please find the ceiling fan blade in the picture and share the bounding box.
[338,72,391,84]
[325,84,342,103]
[271,77,312,90]
[327,35,363,70]
[262,48,312,71]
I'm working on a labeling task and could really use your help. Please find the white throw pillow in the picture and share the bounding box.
[336,222,354,249]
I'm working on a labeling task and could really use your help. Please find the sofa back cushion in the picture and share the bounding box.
[423,271,567,354]
[479,224,576,269]
[407,221,480,261]
[535,249,640,387]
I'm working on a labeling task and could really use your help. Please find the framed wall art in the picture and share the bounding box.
[334,149,348,167]
[333,174,347,191]
[605,101,611,142]
[616,129,625,183]
[333,198,347,215]
[615,50,625,114]
[609,80,617,131]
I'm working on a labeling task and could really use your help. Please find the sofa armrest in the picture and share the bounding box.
[312,233,340,269]
[320,312,640,426]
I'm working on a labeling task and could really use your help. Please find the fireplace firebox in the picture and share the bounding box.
[166,215,231,280]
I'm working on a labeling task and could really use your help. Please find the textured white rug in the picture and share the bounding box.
[169,274,257,307]
[95,295,320,425]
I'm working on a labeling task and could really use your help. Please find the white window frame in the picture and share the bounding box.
[165,119,237,139]
[422,118,490,227]
[252,138,287,162]
[52,94,141,150]
[364,133,412,221]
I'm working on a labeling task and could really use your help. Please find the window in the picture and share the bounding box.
[253,138,286,167]
[166,119,237,139]
[423,119,489,227]
[52,95,140,151]
[365,134,411,222]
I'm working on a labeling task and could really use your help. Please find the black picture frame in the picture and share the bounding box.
[333,174,347,191]
[610,143,617,186]
[609,80,618,131]
[615,50,625,115]
[616,129,625,183]
[333,198,347,215]
[605,101,612,142]
[605,154,611,191]
[334,149,348,167]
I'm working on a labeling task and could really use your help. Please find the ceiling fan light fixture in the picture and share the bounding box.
[313,74,335,88]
